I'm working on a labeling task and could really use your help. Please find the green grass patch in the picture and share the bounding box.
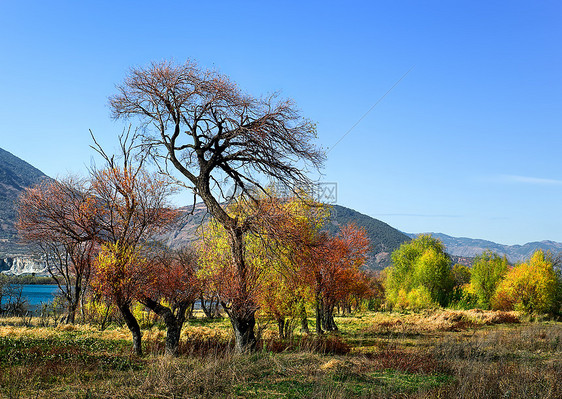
[368,370,453,393]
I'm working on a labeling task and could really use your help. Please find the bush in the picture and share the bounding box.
[406,286,436,310]
[450,285,479,310]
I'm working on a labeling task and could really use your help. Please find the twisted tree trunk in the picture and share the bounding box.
[118,303,142,356]
[141,297,190,356]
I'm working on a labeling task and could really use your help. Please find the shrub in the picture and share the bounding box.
[406,286,436,310]
[450,285,479,310]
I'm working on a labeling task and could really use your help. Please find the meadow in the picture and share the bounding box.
[0,309,560,399]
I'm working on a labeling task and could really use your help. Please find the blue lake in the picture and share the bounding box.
[17,284,59,307]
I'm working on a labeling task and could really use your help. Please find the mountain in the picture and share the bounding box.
[160,203,410,270]
[159,202,210,249]
[0,147,406,272]
[6,147,562,272]
[325,205,410,269]
[410,232,562,264]
[0,147,51,256]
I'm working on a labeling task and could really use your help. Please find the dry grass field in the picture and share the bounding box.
[0,310,560,398]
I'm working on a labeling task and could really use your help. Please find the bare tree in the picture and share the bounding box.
[109,60,325,352]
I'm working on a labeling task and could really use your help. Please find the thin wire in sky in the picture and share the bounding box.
[327,66,415,154]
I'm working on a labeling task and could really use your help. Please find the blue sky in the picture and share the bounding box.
[1,1,561,245]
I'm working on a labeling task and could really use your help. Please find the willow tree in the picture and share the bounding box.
[109,60,324,352]
[470,251,509,309]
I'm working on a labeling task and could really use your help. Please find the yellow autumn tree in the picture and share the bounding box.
[197,192,329,339]
[492,250,560,314]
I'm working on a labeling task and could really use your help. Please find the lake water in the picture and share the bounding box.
[6,285,60,312]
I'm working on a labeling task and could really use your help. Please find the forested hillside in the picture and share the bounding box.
[326,205,411,269]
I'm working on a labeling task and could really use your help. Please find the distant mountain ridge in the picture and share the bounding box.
[5,146,559,271]
[409,232,562,264]
[0,147,51,255]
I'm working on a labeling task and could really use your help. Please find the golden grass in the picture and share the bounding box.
[338,309,520,338]
[0,310,559,398]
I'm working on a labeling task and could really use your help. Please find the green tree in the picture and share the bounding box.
[385,235,453,308]
[470,251,509,309]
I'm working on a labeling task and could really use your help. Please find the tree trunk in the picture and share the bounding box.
[118,303,142,356]
[300,304,310,334]
[277,318,285,339]
[187,301,195,319]
[201,294,217,319]
[141,297,188,357]
[315,300,324,335]
[100,302,111,331]
[284,318,294,339]
[322,304,338,332]
[165,322,182,356]
[66,303,77,324]
[229,311,257,353]
[228,227,257,353]
[198,184,256,353]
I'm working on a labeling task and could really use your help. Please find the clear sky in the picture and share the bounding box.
[1,1,561,245]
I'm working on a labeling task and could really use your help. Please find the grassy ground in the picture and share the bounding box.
[0,310,560,398]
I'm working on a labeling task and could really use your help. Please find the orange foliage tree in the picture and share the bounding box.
[138,246,200,355]
[17,177,99,323]
[89,132,178,355]
[303,224,370,333]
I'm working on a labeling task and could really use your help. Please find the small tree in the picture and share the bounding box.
[309,224,370,332]
[18,177,98,323]
[92,242,149,354]
[138,245,199,356]
[470,251,509,309]
[89,132,177,355]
